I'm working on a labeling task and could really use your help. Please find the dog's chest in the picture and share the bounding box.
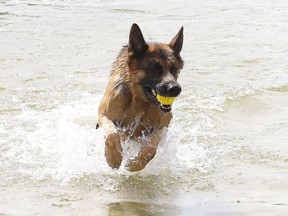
[116,107,172,138]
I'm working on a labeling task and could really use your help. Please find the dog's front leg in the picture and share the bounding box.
[126,129,164,172]
[99,116,123,169]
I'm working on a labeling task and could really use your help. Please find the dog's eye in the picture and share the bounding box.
[151,64,162,75]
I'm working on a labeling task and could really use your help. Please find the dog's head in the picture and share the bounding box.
[127,23,184,113]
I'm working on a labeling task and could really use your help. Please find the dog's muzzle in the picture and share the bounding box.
[144,81,181,113]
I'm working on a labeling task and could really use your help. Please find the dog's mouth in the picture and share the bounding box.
[145,86,175,113]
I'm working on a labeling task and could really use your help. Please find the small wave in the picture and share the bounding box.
[267,84,288,92]
[179,84,262,114]
[0,12,10,16]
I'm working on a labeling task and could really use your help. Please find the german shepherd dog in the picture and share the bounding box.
[97,23,184,172]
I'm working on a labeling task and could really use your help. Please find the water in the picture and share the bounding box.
[1,0,288,215]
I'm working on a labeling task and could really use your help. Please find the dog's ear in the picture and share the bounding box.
[169,27,184,55]
[128,23,148,57]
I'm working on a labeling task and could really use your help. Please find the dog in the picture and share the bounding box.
[97,23,184,172]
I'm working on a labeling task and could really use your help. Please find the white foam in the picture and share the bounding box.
[2,91,220,189]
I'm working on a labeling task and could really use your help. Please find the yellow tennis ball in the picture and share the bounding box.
[156,95,175,105]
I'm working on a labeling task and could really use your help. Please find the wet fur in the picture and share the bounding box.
[98,23,184,172]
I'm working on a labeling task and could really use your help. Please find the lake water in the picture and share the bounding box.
[1,0,288,215]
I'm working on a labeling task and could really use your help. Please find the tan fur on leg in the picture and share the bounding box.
[126,130,163,172]
[99,115,123,169]
[105,132,123,169]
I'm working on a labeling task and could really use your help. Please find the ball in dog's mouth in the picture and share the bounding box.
[146,87,176,112]
[156,94,175,106]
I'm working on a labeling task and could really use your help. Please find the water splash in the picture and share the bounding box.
[0,90,219,196]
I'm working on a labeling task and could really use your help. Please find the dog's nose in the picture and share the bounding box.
[167,82,181,97]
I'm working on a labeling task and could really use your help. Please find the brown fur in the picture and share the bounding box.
[98,23,184,172]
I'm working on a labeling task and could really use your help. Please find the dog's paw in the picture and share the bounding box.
[125,157,146,172]
[105,132,122,169]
